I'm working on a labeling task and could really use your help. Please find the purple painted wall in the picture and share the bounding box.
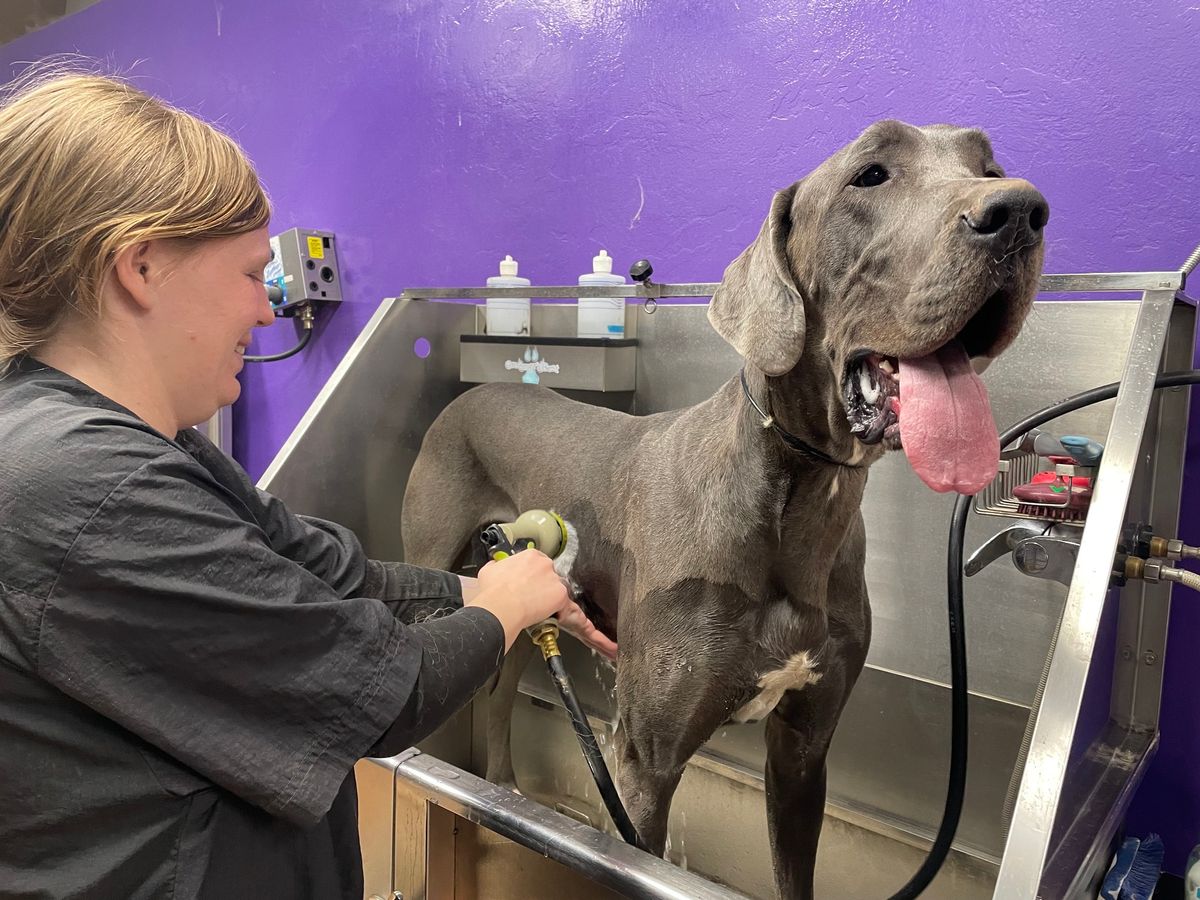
[3,0,1198,874]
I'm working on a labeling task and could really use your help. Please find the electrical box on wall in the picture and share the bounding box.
[265,228,342,311]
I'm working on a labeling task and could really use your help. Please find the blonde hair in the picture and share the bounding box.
[0,65,271,372]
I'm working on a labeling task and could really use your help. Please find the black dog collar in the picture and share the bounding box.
[739,368,865,470]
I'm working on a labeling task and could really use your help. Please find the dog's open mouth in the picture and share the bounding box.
[843,292,1009,495]
[844,353,902,447]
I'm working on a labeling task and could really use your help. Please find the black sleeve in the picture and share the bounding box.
[359,558,464,614]
[251,489,463,608]
[374,607,505,757]
[37,453,502,828]
[177,428,463,608]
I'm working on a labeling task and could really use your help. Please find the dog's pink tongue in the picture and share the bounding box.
[899,341,999,495]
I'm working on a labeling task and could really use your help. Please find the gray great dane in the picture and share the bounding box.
[401,119,1047,898]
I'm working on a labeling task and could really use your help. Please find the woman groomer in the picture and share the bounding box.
[0,71,616,899]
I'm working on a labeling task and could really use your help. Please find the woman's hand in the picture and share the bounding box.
[459,562,618,660]
[555,595,617,661]
[465,551,567,650]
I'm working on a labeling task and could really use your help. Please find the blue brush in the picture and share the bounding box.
[1101,834,1163,899]
[1101,836,1141,900]
[1060,434,1104,467]
[1123,833,1163,900]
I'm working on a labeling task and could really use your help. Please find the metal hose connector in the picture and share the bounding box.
[1182,241,1200,276]
[528,620,561,659]
[1126,557,1200,592]
[1146,536,1200,560]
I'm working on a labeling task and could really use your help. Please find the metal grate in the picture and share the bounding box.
[973,450,1097,524]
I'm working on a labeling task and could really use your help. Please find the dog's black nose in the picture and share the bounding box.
[963,185,1049,244]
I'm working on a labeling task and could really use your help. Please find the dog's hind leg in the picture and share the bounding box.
[483,637,533,788]
[401,424,515,573]
[401,422,527,785]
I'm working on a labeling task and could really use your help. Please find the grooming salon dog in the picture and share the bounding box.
[402,119,1047,898]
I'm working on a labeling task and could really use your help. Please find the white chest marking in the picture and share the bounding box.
[732,651,822,723]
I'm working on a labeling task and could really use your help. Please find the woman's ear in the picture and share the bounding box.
[111,241,157,311]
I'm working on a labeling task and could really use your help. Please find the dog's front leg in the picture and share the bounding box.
[612,581,762,854]
[764,645,859,900]
[766,541,870,898]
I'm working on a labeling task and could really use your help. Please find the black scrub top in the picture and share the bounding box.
[0,356,505,899]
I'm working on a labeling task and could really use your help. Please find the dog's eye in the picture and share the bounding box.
[851,164,890,188]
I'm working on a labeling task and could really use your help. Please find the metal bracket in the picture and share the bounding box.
[965,522,1044,576]
[1012,536,1082,588]
[966,524,1081,588]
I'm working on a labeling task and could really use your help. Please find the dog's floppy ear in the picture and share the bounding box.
[707,182,805,376]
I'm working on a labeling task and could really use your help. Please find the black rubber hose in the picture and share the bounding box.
[545,653,649,852]
[244,322,313,363]
[886,493,970,900]
[888,369,1200,900]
